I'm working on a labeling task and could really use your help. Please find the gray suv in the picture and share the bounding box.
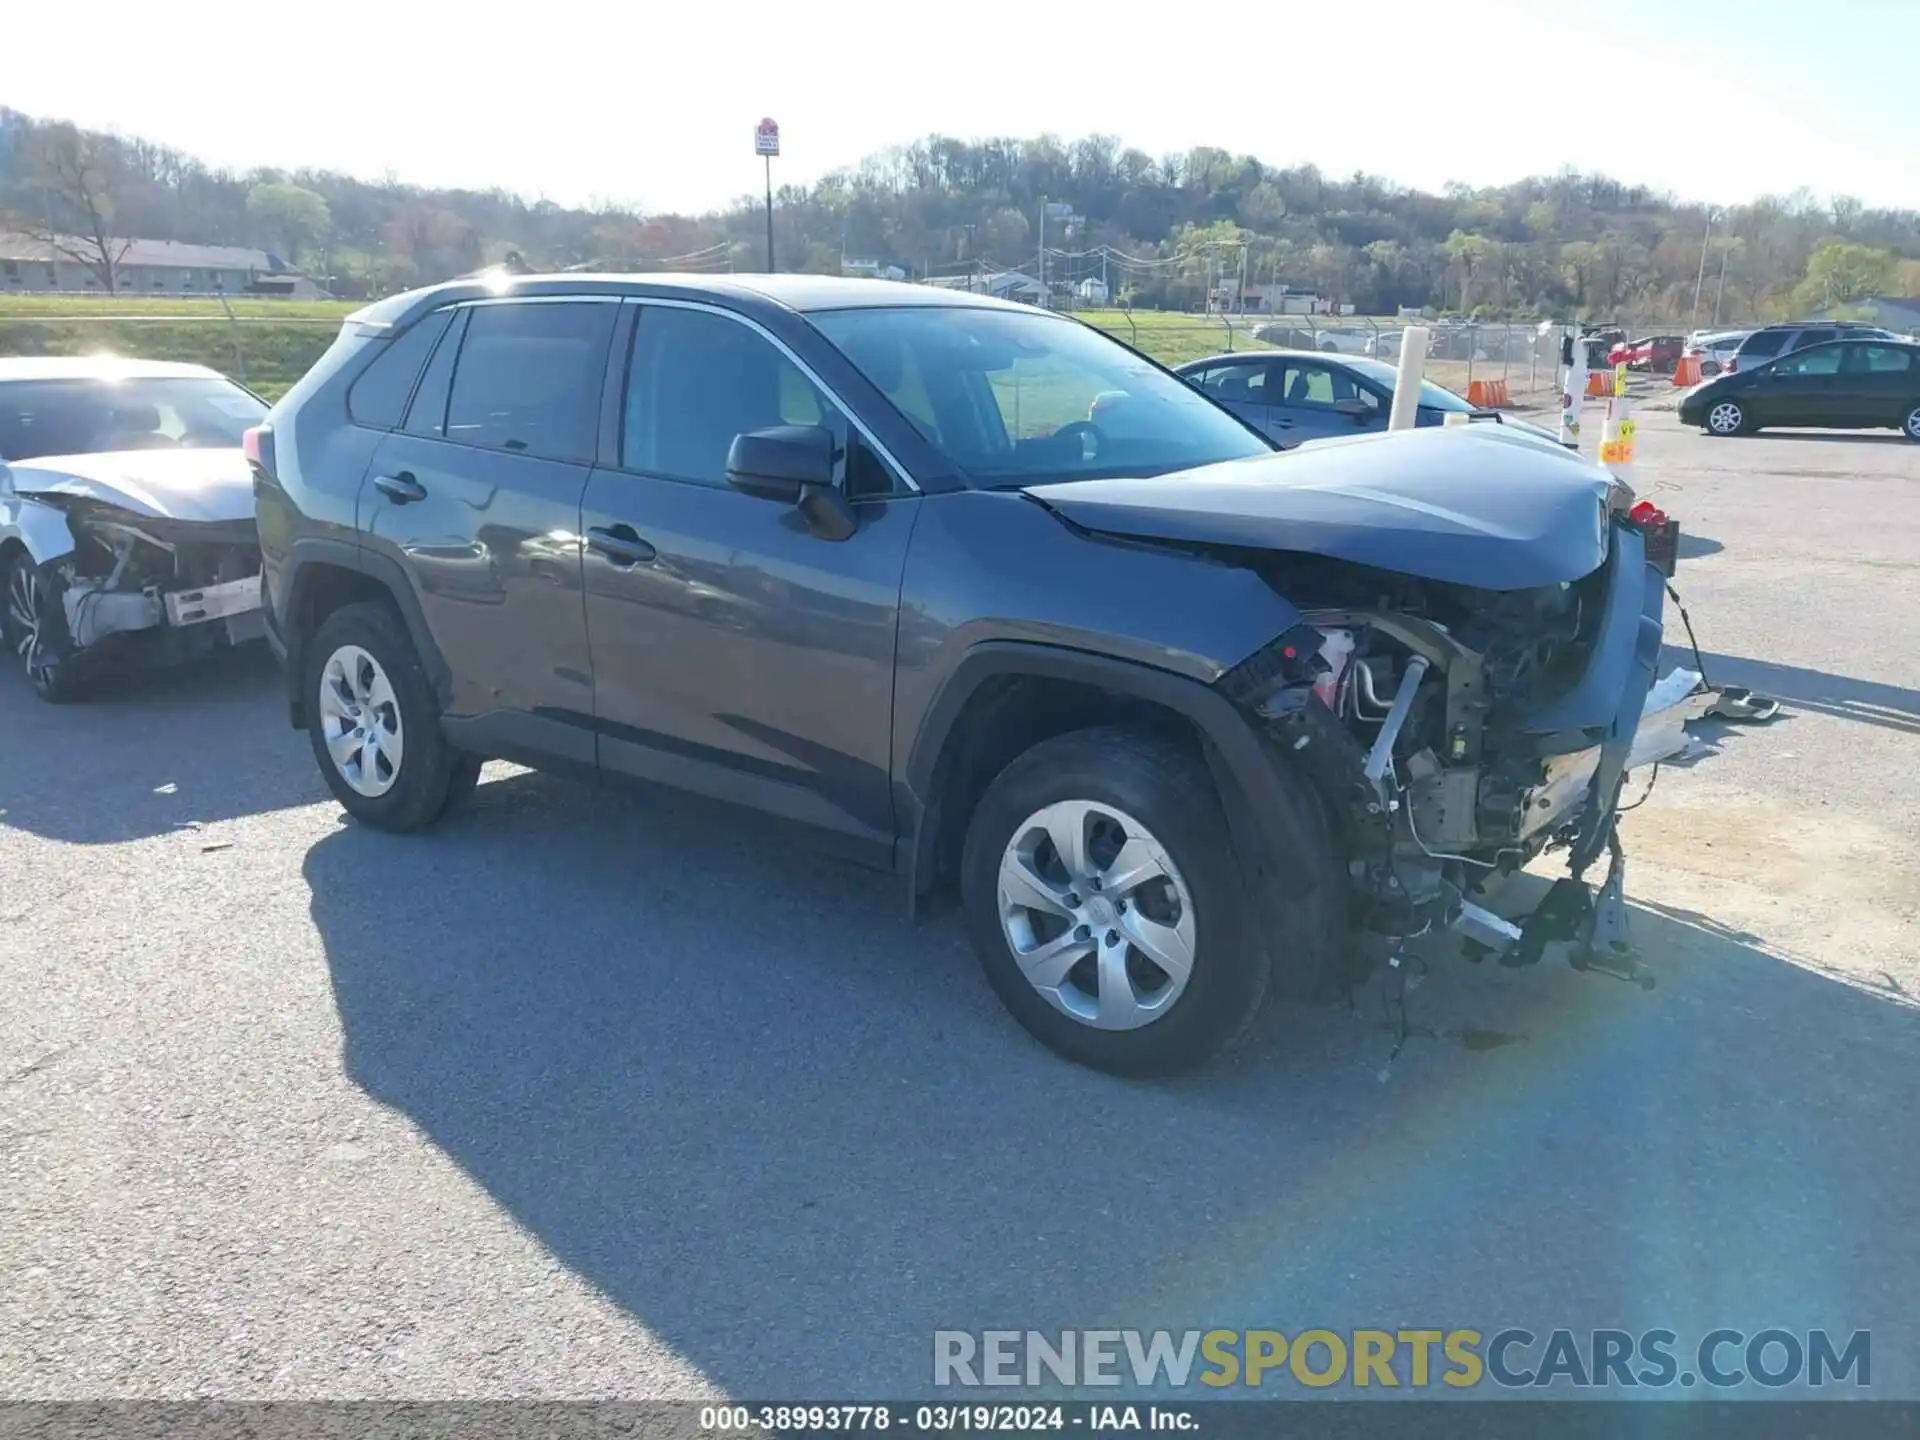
[252,274,1684,1075]
[1729,320,1896,374]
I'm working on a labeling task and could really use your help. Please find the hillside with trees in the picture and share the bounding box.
[3,108,1917,322]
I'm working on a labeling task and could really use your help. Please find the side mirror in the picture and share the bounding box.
[724,424,856,541]
[726,424,835,502]
[1332,397,1370,421]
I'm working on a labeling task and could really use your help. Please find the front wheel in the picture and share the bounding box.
[4,555,81,702]
[960,727,1264,1076]
[1704,399,1749,436]
[303,600,467,831]
[1902,403,1920,443]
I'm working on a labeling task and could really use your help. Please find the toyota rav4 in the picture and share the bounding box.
[252,275,1696,1075]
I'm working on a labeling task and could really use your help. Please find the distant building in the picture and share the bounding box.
[1074,277,1110,306]
[1209,279,1324,315]
[0,234,331,298]
[1820,296,1920,336]
[926,269,1049,305]
[842,258,906,281]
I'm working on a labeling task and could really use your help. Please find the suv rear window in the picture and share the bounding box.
[347,310,453,429]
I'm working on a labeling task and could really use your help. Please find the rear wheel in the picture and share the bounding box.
[1704,399,1748,436]
[1902,403,1920,443]
[960,727,1265,1076]
[303,600,466,831]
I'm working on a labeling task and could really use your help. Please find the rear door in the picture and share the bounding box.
[1182,358,1284,441]
[1840,343,1918,427]
[360,296,618,763]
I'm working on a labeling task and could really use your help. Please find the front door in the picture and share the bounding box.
[579,301,917,856]
[1270,359,1380,442]
[359,296,618,764]
[1183,358,1288,443]
[1751,342,1844,427]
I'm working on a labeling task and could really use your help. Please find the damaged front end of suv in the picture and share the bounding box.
[1029,423,1702,988]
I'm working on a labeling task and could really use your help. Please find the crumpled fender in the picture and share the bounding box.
[0,484,78,565]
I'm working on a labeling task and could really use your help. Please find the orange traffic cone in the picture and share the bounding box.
[1673,355,1702,386]
[1491,379,1509,407]
[1585,371,1610,397]
[1466,380,1491,406]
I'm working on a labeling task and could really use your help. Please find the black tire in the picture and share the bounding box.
[1902,403,1920,443]
[959,726,1263,1077]
[4,554,83,703]
[436,755,486,818]
[302,600,463,832]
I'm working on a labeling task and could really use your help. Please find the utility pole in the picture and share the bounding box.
[1689,208,1713,329]
[1038,195,1046,300]
[1713,243,1729,326]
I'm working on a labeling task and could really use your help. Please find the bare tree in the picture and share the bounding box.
[15,124,134,293]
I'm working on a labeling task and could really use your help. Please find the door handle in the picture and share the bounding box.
[374,471,427,504]
[587,525,657,566]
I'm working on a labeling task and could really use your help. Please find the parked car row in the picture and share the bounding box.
[4,278,1710,1077]
[1679,335,1920,439]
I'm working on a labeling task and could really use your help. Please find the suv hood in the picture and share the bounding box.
[3,448,253,524]
[1024,424,1615,590]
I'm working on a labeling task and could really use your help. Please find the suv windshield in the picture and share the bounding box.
[0,376,267,462]
[809,306,1271,484]
[1344,358,1474,412]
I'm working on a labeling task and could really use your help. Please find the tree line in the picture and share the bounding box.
[3,109,1917,322]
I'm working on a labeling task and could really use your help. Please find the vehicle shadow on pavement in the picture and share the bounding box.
[306,768,1920,1397]
[1687,649,1920,737]
[0,647,327,843]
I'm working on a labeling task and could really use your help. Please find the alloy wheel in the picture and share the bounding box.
[316,644,406,797]
[1905,406,1920,440]
[1707,401,1744,435]
[996,799,1197,1030]
[7,562,57,688]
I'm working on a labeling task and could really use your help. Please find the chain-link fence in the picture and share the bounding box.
[1076,310,1583,406]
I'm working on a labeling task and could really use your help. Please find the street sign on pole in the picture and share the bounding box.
[755,118,780,272]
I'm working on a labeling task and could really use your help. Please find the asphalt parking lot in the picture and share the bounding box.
[3,406,1917,1400]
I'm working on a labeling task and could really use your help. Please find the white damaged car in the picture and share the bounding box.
[0,357,269,701]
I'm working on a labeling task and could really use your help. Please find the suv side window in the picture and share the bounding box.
[1793,328,1837,351]
[1741,330,1789,359]
[623,305,902,498]
[347,310,452,429]
[440,300,615,462]
[403,308,469,439]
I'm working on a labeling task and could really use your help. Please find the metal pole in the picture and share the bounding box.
[1038,196,1046,301]
[764,156,775,273]
[1689,210,1712,328]
[1713,243,1729,326]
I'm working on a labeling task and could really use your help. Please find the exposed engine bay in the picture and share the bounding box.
[1220,510,1703,987]
[16,495,263,666]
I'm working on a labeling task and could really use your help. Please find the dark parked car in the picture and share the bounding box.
[1725,320,1896,375]
[1677,338,1920,439]
[253,275,1692,1075]
[1174,351,1559,447]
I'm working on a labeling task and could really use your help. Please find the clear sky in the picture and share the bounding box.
[9,0,1917,214]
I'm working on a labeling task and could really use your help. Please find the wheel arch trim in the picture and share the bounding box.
[282,537,451,726]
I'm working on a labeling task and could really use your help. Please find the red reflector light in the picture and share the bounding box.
[242,426,264,464]
[1628,500,1668,528]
